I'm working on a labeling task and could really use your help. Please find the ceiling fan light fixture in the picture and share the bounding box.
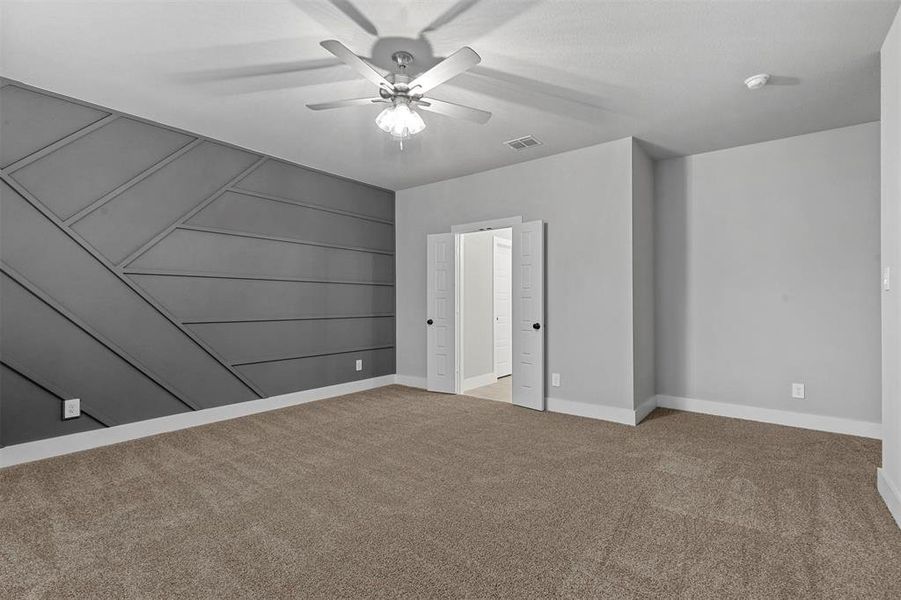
[376,100,426,139]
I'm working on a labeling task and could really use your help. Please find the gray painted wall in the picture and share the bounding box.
[881,9,901,495]
[397,138,650,411]
[0,80,395,447]
[655,122,881,423]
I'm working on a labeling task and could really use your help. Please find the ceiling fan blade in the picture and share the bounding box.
[420,0,479,34]
[326,0,379,36]
[320,40,393,90]
[415,98,491,124]
[409,47,481,95]
[306,97,387,110]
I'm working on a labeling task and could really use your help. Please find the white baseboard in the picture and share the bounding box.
[877,468,901,529]
[394,374,427,389]
[634,396,658,424]
[462,372,497,392]
[547,397,644,426]
[655,394,881,439]
[0,375,396,468]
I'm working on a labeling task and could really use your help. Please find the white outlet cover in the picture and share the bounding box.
[792,383,805,399]
[63,398,81,419]
[355,359,363,371]
[551,373,561,387]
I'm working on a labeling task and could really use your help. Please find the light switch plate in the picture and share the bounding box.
[791,383,805,399]
[355,359,363,371]
[63,398,81,419]
[551,373,561,387]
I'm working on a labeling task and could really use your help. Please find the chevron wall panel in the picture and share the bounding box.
[0,80,396,447]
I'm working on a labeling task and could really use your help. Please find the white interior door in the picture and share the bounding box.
[493,237,513,378]
[426,233,456,393]
[512,221,545,410]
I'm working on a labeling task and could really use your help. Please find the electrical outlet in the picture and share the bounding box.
[355,359,363,371]
[551,373,561,387]
[792,383,805,399]
[63,398,80,419]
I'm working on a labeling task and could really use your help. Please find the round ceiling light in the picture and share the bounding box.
[744,73,770,90]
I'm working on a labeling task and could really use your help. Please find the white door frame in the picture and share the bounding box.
[447,216,524,395]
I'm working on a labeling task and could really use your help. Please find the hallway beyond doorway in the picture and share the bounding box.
[466,376,512,403]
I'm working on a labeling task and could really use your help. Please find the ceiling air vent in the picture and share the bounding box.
[504,135,542,150]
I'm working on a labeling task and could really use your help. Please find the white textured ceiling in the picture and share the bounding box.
[1,0,898,190]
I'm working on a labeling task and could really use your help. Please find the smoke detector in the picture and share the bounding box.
[744,74,770,90]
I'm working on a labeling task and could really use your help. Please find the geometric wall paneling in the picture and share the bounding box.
[236,347,397,398]
[235,159,395,222]
[0,85,109,168]
[10,117,194,220]
[129,275,396,322]
[127,228,395,284]
[70,141,260,264]
[187,190,395,253]
[0,364,104,447]
[114,157,268,270]
[0,273,191,427]
[0,79,394,446]
[188,316,396,365]
[0,179,259,409]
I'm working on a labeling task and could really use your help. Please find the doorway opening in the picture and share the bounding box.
[460,228,513,403]
[426,217,545,411]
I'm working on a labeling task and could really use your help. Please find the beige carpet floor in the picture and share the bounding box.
[1,385,899,599]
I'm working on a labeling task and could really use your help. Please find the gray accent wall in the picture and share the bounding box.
[0,80,395,447]
[655,122,881,423]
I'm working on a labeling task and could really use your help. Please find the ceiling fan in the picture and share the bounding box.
[306,40,492,145]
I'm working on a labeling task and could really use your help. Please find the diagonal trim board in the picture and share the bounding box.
[0,172,266,399]
[117,156,269,268]
[0,357,115,426]
[225,188,394,226]
[0,262,199,411]
[182,313,396,325]
[0,375,397,468]
[4,114,119,174]
[121,268,395,286]
[173,223,395,257]
[62,138,204,226]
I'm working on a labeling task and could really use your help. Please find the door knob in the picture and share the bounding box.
[533,323,541,330]
[427,319,434,325]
